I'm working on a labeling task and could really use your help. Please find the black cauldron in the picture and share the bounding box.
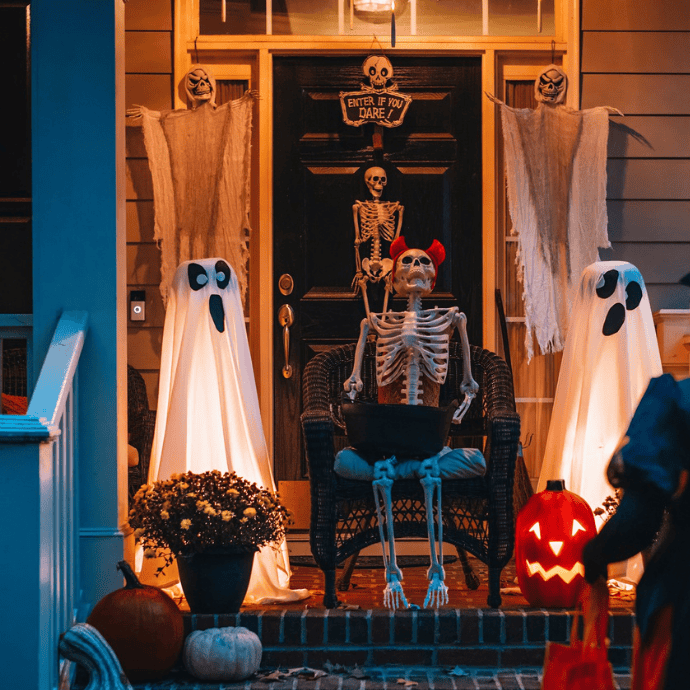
[341,398,458,460]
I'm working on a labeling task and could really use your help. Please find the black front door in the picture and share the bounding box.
[273,56,482,481]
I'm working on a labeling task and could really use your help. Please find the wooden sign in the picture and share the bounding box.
[340,55,412,128]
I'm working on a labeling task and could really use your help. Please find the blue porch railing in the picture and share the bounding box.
[0,311,87,690]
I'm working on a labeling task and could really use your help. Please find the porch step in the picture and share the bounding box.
[181,606,635,671]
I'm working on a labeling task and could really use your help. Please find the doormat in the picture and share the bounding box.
[291,555,458,569]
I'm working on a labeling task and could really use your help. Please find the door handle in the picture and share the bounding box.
[278,304,295,379]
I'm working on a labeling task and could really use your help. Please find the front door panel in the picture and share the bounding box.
[273,56,482,481]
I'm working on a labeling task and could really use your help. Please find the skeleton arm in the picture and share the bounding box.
[352,202,364,274]
[394,204,404,241]
[344,317,371,400]
[453,311,478,396]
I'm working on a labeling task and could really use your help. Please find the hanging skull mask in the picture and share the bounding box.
[535,65,567,105]
[364,166,387,199]
[363,55,393,90]
[185,65,217,109]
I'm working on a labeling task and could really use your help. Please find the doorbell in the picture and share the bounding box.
[130,290,146,322]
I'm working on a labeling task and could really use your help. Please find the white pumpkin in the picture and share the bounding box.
[183,626,262,681]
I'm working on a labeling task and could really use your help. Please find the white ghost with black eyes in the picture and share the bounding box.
[148,257,309,605]
[537,260,662,584]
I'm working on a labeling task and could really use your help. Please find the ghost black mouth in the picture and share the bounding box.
[209,294,225,333]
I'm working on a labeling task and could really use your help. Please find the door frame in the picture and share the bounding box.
[172,4,580,468]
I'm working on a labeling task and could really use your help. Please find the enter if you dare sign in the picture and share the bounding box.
[340,55,412,128]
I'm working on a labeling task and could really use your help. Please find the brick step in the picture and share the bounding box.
[182,606,635,671]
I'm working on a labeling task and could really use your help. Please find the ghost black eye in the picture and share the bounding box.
[596,269,619,299]
[420,257,431,265]
[188,263,208,291]
[625,281,642,310]
[402,256,413,264]
[215,260,231,289]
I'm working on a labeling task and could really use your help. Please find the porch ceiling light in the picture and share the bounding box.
[354,0,406,23]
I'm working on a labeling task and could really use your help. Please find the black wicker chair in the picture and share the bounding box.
[127,365,156,502]
[301,341,521,608]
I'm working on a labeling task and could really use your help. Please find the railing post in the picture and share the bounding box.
[1,438,57,690]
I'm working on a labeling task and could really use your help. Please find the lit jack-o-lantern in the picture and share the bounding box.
[515,479,597,608]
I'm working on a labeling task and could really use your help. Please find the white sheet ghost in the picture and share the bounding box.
[148,258,309,604]
[537,261,663,583]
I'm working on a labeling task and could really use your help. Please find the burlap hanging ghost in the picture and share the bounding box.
[487,66,622,360]
[128,65,254,306]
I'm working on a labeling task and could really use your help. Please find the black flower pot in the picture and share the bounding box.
[177,547,257,613]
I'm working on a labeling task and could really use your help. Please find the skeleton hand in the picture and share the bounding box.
[343,375,363,401]
[452,391,476,424]
[423,569,449,608]
[383,571,409,610]
[126,104,144,119]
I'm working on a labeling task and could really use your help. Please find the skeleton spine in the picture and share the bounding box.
[401,309,423,405]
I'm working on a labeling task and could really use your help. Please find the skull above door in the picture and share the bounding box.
[362,55,394,90]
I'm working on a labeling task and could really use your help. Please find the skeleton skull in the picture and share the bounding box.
[393,249,436,297]
[185,65,216,108]
[363,55,393,89]
[364,166,388,199]
[535,65,567,104]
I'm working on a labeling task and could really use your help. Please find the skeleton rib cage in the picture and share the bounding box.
[371,307,458,390]
[357,200,402,245]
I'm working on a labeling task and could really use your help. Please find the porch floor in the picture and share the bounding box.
[176,553,636,613]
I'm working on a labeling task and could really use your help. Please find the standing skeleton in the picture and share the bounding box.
[337,237,485,609]
[352,167,403,315]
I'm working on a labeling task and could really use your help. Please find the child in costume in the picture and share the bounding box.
[582,373,690,690]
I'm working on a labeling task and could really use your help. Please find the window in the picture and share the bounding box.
[199,0,556,37]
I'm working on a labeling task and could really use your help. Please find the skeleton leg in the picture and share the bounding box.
[372,458,409,610]
[419,456,449,608]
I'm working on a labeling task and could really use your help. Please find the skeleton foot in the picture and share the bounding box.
[424,569,449,608]
[383,570,409,610]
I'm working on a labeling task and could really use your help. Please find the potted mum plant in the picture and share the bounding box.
[129,470,291,613]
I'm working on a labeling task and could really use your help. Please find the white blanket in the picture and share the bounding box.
[149,258,309,605]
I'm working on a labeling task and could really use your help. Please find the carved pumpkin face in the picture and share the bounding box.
[515,481,597,608]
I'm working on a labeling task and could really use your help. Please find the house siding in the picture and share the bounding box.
[581,0,690,310]
[125,0,173,410]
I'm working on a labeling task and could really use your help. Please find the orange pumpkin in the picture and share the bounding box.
[87,560,184,682]
[515,479,597,608]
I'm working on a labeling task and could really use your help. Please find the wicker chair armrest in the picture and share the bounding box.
[484,409,521,486]
[301,411,338,482]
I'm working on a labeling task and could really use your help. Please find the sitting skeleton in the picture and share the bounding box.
[336,236,486,609]
[352,166,403,314]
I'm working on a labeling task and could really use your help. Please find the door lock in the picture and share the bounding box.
[278,273,294,296]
